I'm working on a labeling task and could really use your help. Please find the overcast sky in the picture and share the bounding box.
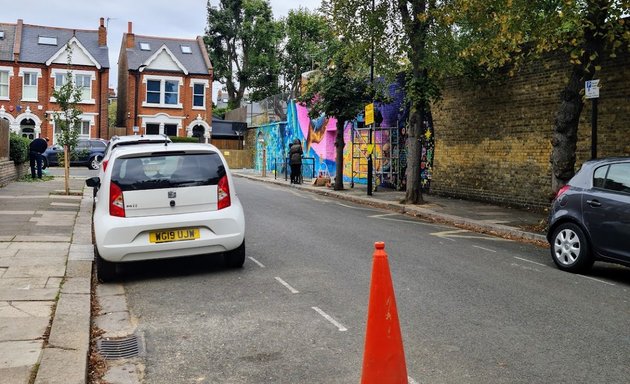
[3,0,321,100]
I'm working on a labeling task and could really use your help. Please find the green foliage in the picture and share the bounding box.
[9,133,30,164]
[108,101,117,130]
[169,136,199,143]
[280,8,334,98]
[205,0,284,108]
[213,106,231,119]
[51,45,83,151]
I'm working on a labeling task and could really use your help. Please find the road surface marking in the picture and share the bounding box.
[513,256,545,266]
[431,229,509,241]
[371,215,445,229]
[248,257,265,268]
[473,245,497,253]
[408,376,419,384]
[275,277,299,293]
[578,274,615,286]
[368,213,400,218]
[336,202,382,211]
[312,307,347,332]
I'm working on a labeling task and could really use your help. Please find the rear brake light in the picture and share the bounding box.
[109,182,126,217]
[217,174,231,210]
[102,159,108,171]
[555,185,570,199]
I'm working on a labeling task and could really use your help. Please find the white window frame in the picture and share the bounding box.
[0,66,13,100]
[75,74,92,102]
[142,75,183,108]
[50,69,95,104]
[190,79,209,110]
[75,120,91,137]
[50,113,96,143]
[20,68,42,102]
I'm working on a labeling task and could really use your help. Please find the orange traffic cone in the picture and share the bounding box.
[361,242,408,384]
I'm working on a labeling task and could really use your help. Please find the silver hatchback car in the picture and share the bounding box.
[87,142,246,281]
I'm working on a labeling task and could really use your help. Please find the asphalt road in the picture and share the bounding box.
[111,178,629,384]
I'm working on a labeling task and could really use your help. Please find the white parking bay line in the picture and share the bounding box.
[275,277,299,293]
[473,245,497,253]
[311,307,348,332]
[578,274,616,286]
[248,256,265,268]
[513,256,546,267]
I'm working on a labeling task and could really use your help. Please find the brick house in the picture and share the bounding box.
[116,22,213,139]
[0,18,110,143]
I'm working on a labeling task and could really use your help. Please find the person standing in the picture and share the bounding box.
[29,136,49,179]
[289,139,303,184]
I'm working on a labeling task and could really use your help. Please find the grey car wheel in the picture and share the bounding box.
[88,155,103,170]
[551,222,593,272]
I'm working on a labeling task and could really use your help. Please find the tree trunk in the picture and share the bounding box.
[403,103,424,204]
[334,118,345,190]
[64,145,70,195]
[550,67,583,193]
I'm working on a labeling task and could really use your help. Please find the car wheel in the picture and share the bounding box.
[88,155,103,170]
[95,245,117,282]
[42,157,48,170]
[551,222,593,272]
[225,240,245,268]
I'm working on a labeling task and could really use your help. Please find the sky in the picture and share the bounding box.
[2,0,322,101]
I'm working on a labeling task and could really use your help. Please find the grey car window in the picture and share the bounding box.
[593,165,608,188]
[604,163,630,193]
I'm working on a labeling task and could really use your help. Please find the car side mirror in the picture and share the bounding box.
[85,177,100,188]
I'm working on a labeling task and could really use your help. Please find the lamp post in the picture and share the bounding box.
[134,64,147,134]
[257,131,266,177]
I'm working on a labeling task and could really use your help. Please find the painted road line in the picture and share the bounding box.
[578,274,616,286]
[371,215,445,229]
[513,256,546,267]
[431,229,510,241]
[473,245,497,253]
[275,277,299,293]
[368,213,400,218]
[248,257,265,268]
[336,202,383,211]
[311,307,348,332]
[408,376,419,384]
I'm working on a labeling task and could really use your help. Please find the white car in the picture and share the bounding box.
[86,142,245,281]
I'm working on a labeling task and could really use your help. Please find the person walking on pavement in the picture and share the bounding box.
[289,138,303,184]
[29,136,49,179]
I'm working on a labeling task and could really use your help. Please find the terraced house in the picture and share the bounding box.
[0,18,109,142]
[116,22,213,140]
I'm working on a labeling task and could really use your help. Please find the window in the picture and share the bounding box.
[140,42,151,51]
[0,31,4,39]
[0,70,8,98]
[193,83,205,107]
[75,74,92,101]
[22,72,38,100]
[145,78,180,106]
[75,121,90,136]
[165,124,177,136]
[593,165,608,189]
[146,124,159,135]
[38,36,57,45]
[181,45,192,54]
[604,163,630,193]
[54,73,67,90]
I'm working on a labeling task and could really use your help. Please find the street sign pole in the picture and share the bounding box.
[585,79,599,160]
[365,103,374,196]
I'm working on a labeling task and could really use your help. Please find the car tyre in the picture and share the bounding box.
[88,155,103,170]
[42,157,48,170]
[95,245,117,282]
[550,222,593,272]
[225,240,245,268]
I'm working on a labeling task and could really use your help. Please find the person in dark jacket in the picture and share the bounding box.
[29,136,49,179]
[289,139,303,184]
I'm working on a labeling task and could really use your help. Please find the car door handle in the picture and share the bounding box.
[586,199,601,207]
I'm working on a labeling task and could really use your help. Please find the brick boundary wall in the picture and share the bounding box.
[429,51,630,210]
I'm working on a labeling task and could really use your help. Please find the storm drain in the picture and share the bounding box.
[97,334,144,360]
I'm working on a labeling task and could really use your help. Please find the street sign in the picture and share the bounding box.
[365,103,374,125]
[585,80,600,99]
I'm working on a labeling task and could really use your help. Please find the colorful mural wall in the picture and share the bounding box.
[254,83,435,191]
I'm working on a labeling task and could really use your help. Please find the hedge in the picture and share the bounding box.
[9,133,30,164]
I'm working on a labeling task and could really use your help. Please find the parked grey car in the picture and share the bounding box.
[43,138,108,170]
[547,157,630,272]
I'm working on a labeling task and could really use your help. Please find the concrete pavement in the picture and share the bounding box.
[0,169,549,384]
[0,175,93,384]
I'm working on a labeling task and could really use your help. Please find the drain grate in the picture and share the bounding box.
[97,334,144,360]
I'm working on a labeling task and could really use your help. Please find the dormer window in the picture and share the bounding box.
[139,42,151,51]
[180,45,192,54]
[38,36,57,45]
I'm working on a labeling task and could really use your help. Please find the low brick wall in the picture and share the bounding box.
[0,160,28,187]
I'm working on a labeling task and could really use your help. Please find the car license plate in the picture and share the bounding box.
[149,228,200,243]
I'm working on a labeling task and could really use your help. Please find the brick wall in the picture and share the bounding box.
[430,51,630,209]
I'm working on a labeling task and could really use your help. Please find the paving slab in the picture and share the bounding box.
[0,340,43,368]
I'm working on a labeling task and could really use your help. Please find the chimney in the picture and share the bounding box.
[98,17,107,46]
[13,19,23,62]
[126,21,135,49]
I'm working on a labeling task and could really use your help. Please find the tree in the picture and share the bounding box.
[452,0,630,193]
[281,8,333,99]
[52,45,83,195]
[299,38,370,190]
[205,0,284,109]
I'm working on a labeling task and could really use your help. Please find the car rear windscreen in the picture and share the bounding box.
[111,153,226,191]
